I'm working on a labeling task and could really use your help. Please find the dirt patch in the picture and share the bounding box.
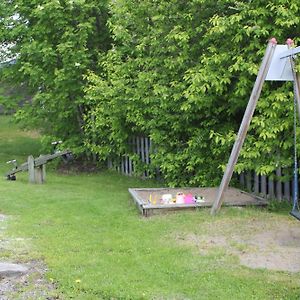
[0,214,59,299]
[176,217,300,273]
[0,260,58,300]
[238,227,300,272]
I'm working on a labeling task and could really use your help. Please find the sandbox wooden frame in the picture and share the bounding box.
[129,187,267,217]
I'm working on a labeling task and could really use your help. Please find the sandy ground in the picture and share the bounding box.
[132,187,267,207]
[176,215,300,273]
[238,226,300,272]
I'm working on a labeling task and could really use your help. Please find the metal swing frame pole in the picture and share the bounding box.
[292,83,298,212]
[211,39,277,215]
[287,39,300,123]
[287,39,300,218]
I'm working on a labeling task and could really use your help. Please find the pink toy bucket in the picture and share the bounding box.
[184,193,194,204]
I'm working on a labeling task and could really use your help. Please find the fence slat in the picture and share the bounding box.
[246,171,252,192]
[124,156,129,174]
[145,137,150,164]
[239,172,245,188]
[107,158,112,169]
[276,168,282,200]
[128,157,132,175]
[261,175,267,197]
[121,157,124,173]
[268,177,274,198]
[141,137,145,163]
[136,136,141,160]
[254,173,259,194]
[284,180,291,201]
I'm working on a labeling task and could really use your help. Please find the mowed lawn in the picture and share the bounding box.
[0,115,300,299]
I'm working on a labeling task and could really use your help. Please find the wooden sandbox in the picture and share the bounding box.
[129,187,267,217]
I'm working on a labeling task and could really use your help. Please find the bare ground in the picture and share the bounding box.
[175,213,300,273]
[0,214,59,299]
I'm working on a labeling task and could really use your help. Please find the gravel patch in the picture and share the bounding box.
[0,214,59,299]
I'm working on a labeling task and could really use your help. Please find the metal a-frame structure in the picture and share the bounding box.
[211,38,300,215]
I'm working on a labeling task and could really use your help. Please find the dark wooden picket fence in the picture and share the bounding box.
[107,136,152,178]
[107,136,294,201]
[238,169,293,201]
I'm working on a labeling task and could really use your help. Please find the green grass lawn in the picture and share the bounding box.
[0,115,300,299]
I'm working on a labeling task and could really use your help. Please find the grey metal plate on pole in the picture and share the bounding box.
[265,45,293,81]
[279,46,300,59]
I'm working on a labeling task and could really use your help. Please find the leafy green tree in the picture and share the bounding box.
[1,0,299,184]
[194,0,300,178]
[0,0,111,154]
[85,0,300,185]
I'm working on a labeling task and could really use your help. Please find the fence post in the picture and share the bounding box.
[268,177,274,198]
[246,171,252,192]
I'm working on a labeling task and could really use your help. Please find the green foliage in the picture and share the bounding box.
[0,78,32,114]
[0,0,111,154]
[85,0,300,186]
[1,0,300,185]
[267,198,291,213]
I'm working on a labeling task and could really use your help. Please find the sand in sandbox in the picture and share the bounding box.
[131,187,266,207]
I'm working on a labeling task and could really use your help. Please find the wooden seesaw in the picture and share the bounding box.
[6,141,72,184]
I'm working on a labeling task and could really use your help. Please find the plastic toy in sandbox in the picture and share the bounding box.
[149,192,205,205]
